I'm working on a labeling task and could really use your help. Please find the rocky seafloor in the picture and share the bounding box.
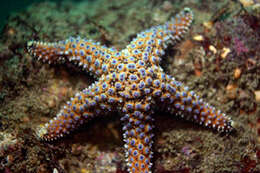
[0,0,260,172]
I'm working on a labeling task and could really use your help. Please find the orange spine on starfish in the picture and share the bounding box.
[36,79,120,140]
[124,7,193,67]
[157,75,233,132]
[121,100,154,173]
[27,37,121,77]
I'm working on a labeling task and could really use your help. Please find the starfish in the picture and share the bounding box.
[27,8,233,173]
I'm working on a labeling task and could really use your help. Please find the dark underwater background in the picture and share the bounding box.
[0,0,260,172]
[1,0,50,32]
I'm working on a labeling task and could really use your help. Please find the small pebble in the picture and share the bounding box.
[193,35,204,41]
[162,1,173,11]
[221,47,231,59]
[255,90,260,103]
[234,68,242,79]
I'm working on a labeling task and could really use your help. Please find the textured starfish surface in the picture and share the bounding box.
[27,8,233,173]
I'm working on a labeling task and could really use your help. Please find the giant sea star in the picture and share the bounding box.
[27,8,233,173]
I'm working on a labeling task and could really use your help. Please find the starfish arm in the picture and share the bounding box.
[153,73,233,132]
[36,78,119,141]
[27,37,121,78]
[121,100,154,173]
[123,7,193,66]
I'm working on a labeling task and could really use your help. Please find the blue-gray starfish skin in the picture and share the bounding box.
[27,8,233,173]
